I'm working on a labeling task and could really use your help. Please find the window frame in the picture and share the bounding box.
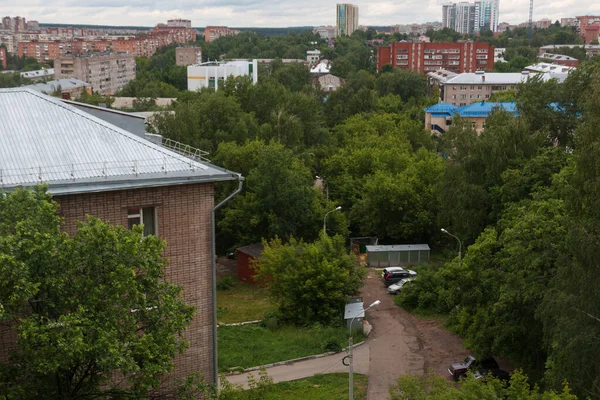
[127,206,158,237]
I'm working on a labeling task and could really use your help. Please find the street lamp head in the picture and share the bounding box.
[369,300,381,307]
[336,206,342,210]
[441,228,448,233]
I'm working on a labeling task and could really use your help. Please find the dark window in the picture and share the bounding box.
[127,207,157,236]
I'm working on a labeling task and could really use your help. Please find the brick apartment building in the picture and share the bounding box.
[54,53,136,95]
[377,41,495,73]
[16,23,196,63]
[577,15,600,43]
[176,46,202,66]
[204,26,240,43]
[0,87,241,387]
[0,47,6,69]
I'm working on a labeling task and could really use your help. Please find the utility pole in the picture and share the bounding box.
[528,0,534,39]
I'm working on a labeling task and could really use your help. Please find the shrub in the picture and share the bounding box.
[217,276,235,291]
[322,338,342,353]
[260,310,283,331]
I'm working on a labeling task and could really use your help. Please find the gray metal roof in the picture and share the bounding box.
[445,72,558,85]
[344,302,365,320]
[24,78,91,94]
[0,88,240,195]
[366,244,431,252]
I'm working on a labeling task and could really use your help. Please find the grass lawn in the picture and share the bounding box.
[219,324,365,372]
[216,277,275,324]
[262,373,368,400]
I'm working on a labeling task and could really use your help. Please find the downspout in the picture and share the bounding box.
[211,173,244,385]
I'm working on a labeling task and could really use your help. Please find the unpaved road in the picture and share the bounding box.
[361,269,470,400]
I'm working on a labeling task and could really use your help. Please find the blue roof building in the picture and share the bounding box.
[424,101,519,134]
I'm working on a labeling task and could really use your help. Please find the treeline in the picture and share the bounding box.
[397,60,600,398]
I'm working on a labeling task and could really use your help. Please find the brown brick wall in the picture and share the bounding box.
[0,183,216,386]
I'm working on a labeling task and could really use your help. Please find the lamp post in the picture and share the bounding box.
[324,206,341,235]
[348,300,381,400]
[441,228,462,264]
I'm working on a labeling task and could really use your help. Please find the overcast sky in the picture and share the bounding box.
[4,0,600,28]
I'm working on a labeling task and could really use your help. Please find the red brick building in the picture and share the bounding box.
[236,244,264,284]
[377,41,495,73]
[0,88,240,387]
[577,16,600,43]
[205,26,240,43]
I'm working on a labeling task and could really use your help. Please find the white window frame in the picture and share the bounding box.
[127,207,158,237]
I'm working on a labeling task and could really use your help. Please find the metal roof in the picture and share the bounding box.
[445,72,560,85]
[0,88,240,195]
[24,78,91,94]
[456,102,518,118]
[344,302,365,320]
[366,244,431,252]
[425,103,458,114]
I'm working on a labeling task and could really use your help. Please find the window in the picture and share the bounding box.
[128,207,157,236]
[460,94,466,100]
[471,122,476,129]
[460,86,467,91]
[478,86,482,90]
[470,86,475,90]
[452,94,456,99]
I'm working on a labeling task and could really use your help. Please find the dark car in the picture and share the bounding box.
[472,368,510,382]
[448,355,500,380]
[382,269,417,287]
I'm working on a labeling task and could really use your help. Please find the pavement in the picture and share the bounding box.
[223,269,434,399]
[224,342,370,388]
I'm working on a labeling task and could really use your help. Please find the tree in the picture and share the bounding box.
[389,370,577,400]
[216,141,344,248]
[256,234,365,326]
[540,69,600,398]
[0,187,194,399]
[375,69,426,101]
[152,91,259,154]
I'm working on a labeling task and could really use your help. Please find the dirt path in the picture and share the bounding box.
[361,269,470,400]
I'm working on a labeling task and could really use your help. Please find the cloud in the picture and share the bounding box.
[3,0,599,27]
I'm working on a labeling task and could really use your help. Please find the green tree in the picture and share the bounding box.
[389,370,577,400]
[375,69,426,101]
[256,234,365,326]
[0,187,194,399]
[152,91,259,154]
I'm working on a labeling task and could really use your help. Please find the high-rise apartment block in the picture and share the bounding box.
[54,53,136,95]
[336,4,359,37]
[377,41,494,73]
[442,0,500,34]
[176,46,202,66]
[204,26,240,43]
[167,19,192,28]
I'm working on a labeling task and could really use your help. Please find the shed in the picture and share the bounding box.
[344,298,364,330]
[366,244,430,267]
[236,243,264,284]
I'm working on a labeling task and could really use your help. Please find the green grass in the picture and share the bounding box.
[216,277,275,324]
[218,324,365,372]
[262,373,368,400]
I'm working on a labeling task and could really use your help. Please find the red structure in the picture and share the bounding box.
[236,243,264,285]
[377,41,495,73]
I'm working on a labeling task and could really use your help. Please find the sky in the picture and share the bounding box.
[3,0,600,28]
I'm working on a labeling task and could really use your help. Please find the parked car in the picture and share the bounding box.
[448,355,500,380]
[383,269,417,287]
[387,278,415,294]
[472,368,510,382]
[380,267,405,278]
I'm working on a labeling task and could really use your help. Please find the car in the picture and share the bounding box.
[383,269,417,287]
[448,355,500,380]
[380,267,405,278]
[387,278,415,294]
[472,368,510,382]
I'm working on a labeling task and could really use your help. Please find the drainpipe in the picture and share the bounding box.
[211,174,244,385]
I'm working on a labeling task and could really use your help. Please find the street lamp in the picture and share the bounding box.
[441,228,462,264]
[323,206,341,235]
[348,300,380,400]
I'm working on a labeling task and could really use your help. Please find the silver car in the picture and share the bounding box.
[387,278,415,294]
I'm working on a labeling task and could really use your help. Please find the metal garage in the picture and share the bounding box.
[366,244,430,267]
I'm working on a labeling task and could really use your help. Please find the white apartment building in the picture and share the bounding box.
[442,0,500,33]
[187,60,258,91]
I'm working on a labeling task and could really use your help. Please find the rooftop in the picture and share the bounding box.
[24,78,91,94]
[456,101,519,118]
[0,88,239,195]
[366,244,431,252]
[538,53,578,62]
[525,62,576,74]
[446,71,543,85]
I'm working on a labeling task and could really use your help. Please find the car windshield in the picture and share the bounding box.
[464,356,472,364]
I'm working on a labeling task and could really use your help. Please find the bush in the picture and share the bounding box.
[260,310,283,331]
[322,338,342,353]
[217,276,235,291]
